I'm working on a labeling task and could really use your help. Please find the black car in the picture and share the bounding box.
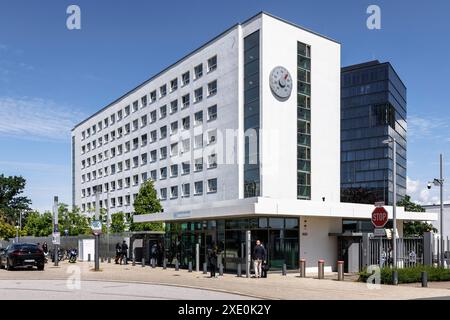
[0,243,45,271]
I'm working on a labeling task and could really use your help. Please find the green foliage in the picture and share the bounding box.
[131,180,163,232]
[58,204,90,236]
[0,216,17,240]
[358,265,450,284]
[398,195,437,236]
[111,212,126,234]
[23,211,53,237]
[0,174,32,224]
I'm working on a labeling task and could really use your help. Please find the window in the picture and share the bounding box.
[116,111,121,122]
[104,118,109,127]
[125,159,130,170]
[118,179,123,189]
[160,188,167,200]
[170,78,178,92]
[182,116,190,130]
[92,124,97,134]
[117,144,123,155]
[207,178,217,193]
[182,183,190,197]
[125,105,130,117]
[150,110,157,123]
[170,143,178,157]
[110,181,116,191]
[125,177,130,188]
[132,119,138,131]
[133,138,139,150]
[194,64,203,79]
[150,170,157,181]
[141,153,147,165]
[194,157,203,172]
[160,105,167,119]
[194,87,203,103]
[194,181,203,196]
[182,71,190,86]
[104,134,109,143]
[194,111,203,125]
[150,91,157,103]
[124,123,130,135]
[160,84,167,98]
[117,161,123,172]
[182,162,190,175]
[208,80,217,96]
[141,115,147,127]
[208,105,217,121]
[125,141,130,152]
[182,94,190,108]
[160,126,167,139]
[207,55,217,72]
[150,150,157,162]
[86,128,91,137]
[117,127,123,138]
[160,167,167,180]
[98,121,103,131]
[150,130,157,143]
[111,147,116,158]
[133,175,139,186]
[207,129,217,144]
[208,153,217,169]
[141,172,148,182]
[170,164,178,177]
[160,146,167,160]
[170,100,178,114]
[181,138,190,153]
[170,121,178,135]
[141,134,148,146]
[170,186,178,199]
[132,101,139,112]
[194,134,203,149]
[141,95,148,108]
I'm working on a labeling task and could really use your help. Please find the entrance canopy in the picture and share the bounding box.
[134,197,437,223]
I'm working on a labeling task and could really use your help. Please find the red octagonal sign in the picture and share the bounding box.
[372,206,389,228]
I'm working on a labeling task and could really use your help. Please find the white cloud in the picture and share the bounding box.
[0,96,85,141]
[407,176,420,194]
[408,115,449,139]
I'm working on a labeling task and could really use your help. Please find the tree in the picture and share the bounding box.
[0,216,17,240]
[399,195,437,237]
[23,211,53,237]
[58,204,90,236]
[131,180,164,231]
[0,174,32,224]
[111,212,126,234]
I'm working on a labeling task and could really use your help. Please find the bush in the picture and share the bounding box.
[358,265,450,284]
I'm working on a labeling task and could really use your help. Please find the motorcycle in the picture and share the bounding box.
[68,248,78,263]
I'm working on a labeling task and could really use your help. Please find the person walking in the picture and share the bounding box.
[114,242,122,264]
[253,240,266,278]
[120,240,128,265]
[208,246,218,278]
[150,243,158,266]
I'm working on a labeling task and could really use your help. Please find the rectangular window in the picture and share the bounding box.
[194,181,203,195]
[194,88,203,103]
[141,115,147,127]
[150,110,157,123]
[170,121,178,135]
[125,105,130,117]
[207,129,217,145]
[170,164,178,177]
[170,78,178,92]
[132,101,139,112]
[160,167,167,180]
[132,119,138,131]
[194,111,203,126]
[150,91,157,103]
[150,150,157,162]
[194,64,203,79]
[133,156,139,168]
[160,146,167,160]
[170,186,178,199]
[208,153,217,169]
[116,111,121,122]
[194,134,203,149]
[150,130,157,143]
[133,138,139,150]
[182,116,190,130]
[141,153,147,165]
[150,170,157,181]
[160,126,167,140]
[194,157,203,172]
[208,80,217,96]
[124,123,130,135]
[207,178,217,193]
[182,94,190,108]
[160,188,167,200]
[170,100,178,114]
[207,55,217,72]
[207,105,217,121]
[141,95,148,107]
[182,183,190,198]
[182,71,190,86]
[160,85,167,98]
[160,105,167,119]
[182,162,190,175]
[133,175,139,186]
[170,143,178,157]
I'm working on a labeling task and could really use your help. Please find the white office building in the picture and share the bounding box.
[72,12,436,272]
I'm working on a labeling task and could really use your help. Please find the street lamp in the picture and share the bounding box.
[428,154,445,267]
[383,137,397,268]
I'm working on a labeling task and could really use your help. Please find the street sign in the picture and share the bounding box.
[372,206,388,228]
[52,232,61,245]
[90,220,103,236]
[374,228,386,237]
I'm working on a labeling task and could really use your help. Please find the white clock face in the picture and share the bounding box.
[270,66,293,99]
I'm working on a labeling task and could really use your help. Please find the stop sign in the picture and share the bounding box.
[371,206,388,228]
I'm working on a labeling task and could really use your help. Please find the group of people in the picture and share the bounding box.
[115,240,129,264]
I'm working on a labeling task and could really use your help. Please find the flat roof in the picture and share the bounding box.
[72,11,339,130]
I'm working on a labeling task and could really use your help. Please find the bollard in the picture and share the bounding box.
[132,258,136,266]
[299,259,306,278]
[107,257,111,264]
[203,262,208,274]
[175,260,179,271]
[337,261,344,281]
[88,254,91,262]
[392,270,399,286]
[219,264,224,276]
[188,261,193,273]
[142,258,145,267]
[237,263,242,277]
[152,259,156,268]
[282,264,287,276]
[421,271,428,288]
[318,260,325,279]
[163,259,167,270]
[101,257,104,263]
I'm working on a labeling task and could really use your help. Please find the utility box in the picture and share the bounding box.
[78,239,95,261]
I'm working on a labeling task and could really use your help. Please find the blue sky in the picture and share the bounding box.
[1,0,449,211]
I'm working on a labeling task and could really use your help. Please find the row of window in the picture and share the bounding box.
[81,56,217,141]
[81,105,218,156]
[81,178,218,212]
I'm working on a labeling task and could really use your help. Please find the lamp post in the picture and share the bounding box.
[383,137,397,268]
[428,154,445,267]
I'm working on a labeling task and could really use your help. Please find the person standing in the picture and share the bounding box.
[253,240,266,278]
[115,242,122,264]
[120,240,129,265]
[208,246,218,278]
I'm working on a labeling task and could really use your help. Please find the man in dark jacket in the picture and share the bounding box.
[120,241,128,265]
[115,242,122,264]
[208,246,218,278]
[253,240,266,278]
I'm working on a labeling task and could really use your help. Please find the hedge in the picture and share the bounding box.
[358,265,450,284]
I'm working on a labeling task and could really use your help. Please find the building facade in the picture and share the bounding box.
[341,61,407,206]
[73,13,432,272]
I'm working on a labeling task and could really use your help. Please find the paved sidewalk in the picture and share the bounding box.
[1,261,450,300]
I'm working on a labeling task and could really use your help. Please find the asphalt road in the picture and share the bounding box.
[0,280,255,300]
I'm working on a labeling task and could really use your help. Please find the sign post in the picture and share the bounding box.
[372,204,388,268]
[52,196,59,266]
[90,220,102,271]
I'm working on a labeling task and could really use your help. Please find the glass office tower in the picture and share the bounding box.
[341,61,407,205]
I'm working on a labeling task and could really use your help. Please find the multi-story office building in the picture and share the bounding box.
[341,61,407,206]
[72,13,432,272]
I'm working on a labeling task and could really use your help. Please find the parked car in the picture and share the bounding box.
[0,243,45,271]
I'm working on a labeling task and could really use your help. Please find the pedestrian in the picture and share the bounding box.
[261,243,268,278]
[208,245,218,278]
[115,242,122,264]
[253,240,266,278]
[42,242,48,254]
[121,240,129,265]
[151,243,158,266]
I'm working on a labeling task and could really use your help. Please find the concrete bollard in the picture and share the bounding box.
[142,258,145,267]
[163,259,167,270]
[188,261,193,272]
[175,260,179,271]
[219,264,224,276]
[88,254,91,262]
[392,270,399,286]
[337,261,344,281]
[421,271,428,288]
[203,262,208,274]
[152,259,156,268]
[237,263,242,277]
[282,264,287,276]
[107,257,111,264]
[132,258,136,266]
[318,260,325,279]
[299,259,306,278]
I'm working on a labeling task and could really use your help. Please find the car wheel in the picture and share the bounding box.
[6,258,14,271]
[37,264,44,271]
